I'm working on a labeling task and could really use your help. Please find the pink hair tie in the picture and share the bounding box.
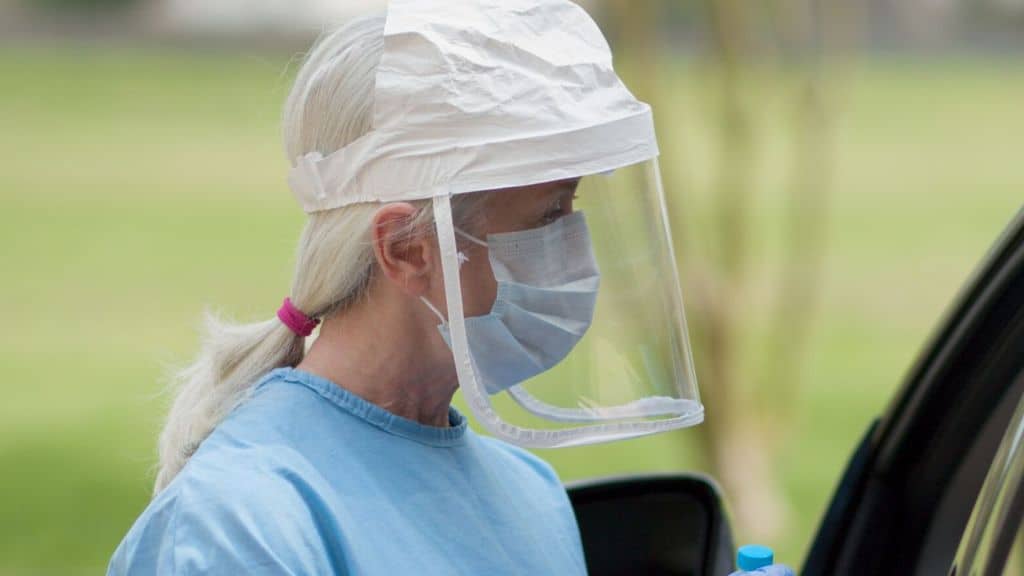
[277,297,320,337]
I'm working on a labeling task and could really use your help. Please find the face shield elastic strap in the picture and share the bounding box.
[433,192,703,448]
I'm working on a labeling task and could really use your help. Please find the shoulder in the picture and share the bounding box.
[109,443,341,575]
[474,434,565,488]
[471,434,587,570]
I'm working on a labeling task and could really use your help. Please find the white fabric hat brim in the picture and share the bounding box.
[287,0,659,212]
[289,108,658,212]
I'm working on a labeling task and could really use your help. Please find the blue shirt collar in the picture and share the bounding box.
[256,366,469,447]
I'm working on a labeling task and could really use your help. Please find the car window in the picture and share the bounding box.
[913,368,1024,576]
[951,378,1024,576]
[1003,530,1024,575]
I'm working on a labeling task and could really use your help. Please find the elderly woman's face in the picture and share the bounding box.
[457,178,580,317]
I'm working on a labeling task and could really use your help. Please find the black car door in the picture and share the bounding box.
[802,207,1024,576]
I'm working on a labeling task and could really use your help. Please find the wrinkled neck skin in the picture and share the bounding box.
[296,277,458,428]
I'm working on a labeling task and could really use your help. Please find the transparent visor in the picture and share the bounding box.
[430,158,703,448]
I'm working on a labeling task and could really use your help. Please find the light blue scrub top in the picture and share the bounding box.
[108,367,587,575]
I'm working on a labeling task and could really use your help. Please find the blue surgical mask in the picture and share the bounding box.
[421,211,600,394]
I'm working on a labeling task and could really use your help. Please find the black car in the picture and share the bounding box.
[568,207,1024,576]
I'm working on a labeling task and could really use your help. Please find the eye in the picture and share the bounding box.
[539,191,578,225]
[541,206,562,224]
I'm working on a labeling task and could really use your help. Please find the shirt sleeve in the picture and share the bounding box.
[108,456,345,575]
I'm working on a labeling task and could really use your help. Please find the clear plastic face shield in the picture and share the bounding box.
[428,158,702,448]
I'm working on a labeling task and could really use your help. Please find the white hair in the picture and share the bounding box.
[153,14,488,494]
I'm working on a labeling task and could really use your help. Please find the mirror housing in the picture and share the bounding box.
[567,473,735,576]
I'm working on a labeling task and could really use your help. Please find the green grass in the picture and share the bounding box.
[1,45,1021,573]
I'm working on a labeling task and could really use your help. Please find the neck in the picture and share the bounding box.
[296,293,457,428]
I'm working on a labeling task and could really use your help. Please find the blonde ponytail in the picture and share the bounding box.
[154,15,387,493]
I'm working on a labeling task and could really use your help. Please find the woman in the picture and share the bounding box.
[109,0,733,573]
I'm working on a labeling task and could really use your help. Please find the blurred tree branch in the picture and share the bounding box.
[605,0,857,543]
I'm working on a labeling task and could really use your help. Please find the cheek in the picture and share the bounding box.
[460,247,498,317]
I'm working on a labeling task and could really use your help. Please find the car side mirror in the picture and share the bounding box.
[567,473,735,576]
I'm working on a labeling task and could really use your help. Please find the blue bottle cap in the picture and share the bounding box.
[737,544,774,571]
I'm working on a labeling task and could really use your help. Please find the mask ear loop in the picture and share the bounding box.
[419,296,448,327]
[419,226,478,322]
[455,227,488,248]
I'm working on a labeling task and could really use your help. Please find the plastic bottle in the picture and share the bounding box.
[736,544,774,572]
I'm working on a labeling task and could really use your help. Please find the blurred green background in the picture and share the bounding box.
[2,0,1023,574]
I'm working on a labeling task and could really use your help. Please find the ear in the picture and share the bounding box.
[371,203,434,297]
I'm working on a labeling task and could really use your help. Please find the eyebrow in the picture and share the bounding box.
[551,178,580,195]
[532,179,580,211]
